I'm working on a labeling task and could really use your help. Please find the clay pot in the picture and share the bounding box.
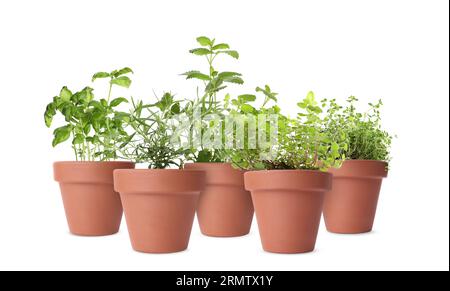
[184,163,254,237]
[245,170,332,254]
[114,169,205,253]
[53,161,135,236]
[324,160,388,234]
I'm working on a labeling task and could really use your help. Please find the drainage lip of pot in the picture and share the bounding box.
[184,162,245,186]
[245,169,333,192]
[244,169,332,254]
[54,161,135,184]
[113,169,206,193]
[184,163,253,238]
[328,160,388,179]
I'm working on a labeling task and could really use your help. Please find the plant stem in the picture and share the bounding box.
[107,81,113,103]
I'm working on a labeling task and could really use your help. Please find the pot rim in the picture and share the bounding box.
[244,169,332,192]
[330,160,388,178]
[113,168,206,194]
[54,161,134,165]
[342,159,388,165]
[114,168,204,173]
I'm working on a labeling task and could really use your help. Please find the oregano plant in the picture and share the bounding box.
[225,89,347,171]
[44,68,134,161]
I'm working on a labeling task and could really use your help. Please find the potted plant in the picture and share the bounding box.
[181,36,254,237]
[113,93,205,253]
[44,68,135,236]
[323,97,394,234]
[230,91,346,253]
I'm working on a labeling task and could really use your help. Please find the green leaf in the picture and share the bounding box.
[52,125,72,147]
[83,123,91,135]
[197,150,213,162]
[182,71,211,81]
[111,76,132,88]
[331,142,340,155]
[196,36,212,46]
[72,134,84,145]
[241,104,256,114]
[171,103,181,114]
[92,72,110,82]
[89,100,105,111]
[238,94,256,103]
[60,86,72,102]
[223,76,244,85]
[218,71,242,79]
[113,67,133,77]
[44,102,56,127]
[110,97,128,107]
[221,50,239,59]
[212,43,230,50]
[82,87,94,103]
[189,48,212,56]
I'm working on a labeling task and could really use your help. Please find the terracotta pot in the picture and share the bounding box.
[324,160,388,234]
[245,170,332,254]
[53,161,135,236]
[184,163,254,237]
[114,169,205,253]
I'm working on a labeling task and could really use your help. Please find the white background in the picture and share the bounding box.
[0,0,448,271]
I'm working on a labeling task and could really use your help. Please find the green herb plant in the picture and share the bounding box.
[226,90,347,171]
[338,96,393,162]
[44,68,134,161]
[124,92,189,169]
[182,36,244,163]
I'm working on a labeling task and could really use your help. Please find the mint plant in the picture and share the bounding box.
[182,36,244,163]
[44,68,134,161]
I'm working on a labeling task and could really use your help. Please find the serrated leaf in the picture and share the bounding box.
[113,67,133,77]
[110,97,128,107]
[92,72,110,82]
[221,50,239,59]
[223,76,244,85]
[182,71,211,81]
[111,76,132,88]
[212,43,230,50]
[238,94,257,103]
[196,36,212,46]
[218,71,242,79]
[189,48,212,56]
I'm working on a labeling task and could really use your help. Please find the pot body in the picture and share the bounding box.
[245,170,332,254]
[114,169,205,253]
[185,163,254,237]
[324,160,388,234]
[53,161,135,236]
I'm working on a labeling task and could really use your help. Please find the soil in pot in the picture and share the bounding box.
[53,161,135,236]
[114,169,205,253]
[184,163,254,237]
[245,170,332,254]
[323,160,388,234]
